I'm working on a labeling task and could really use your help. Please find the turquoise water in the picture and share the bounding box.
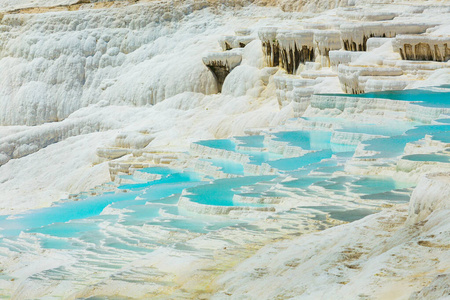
[195,139,236,151]
[351,176,414,195]
[240,150,282,165]
[268,150,333,171]
[359,125,450,159]
[330,143,358,153]
[305,206,376,222]
[403,154,450,163]
[435,117,450,124]
[313,176,355,191]
[432,131,450,143]
[361,191,411,202]
[118,171,201,190]
[281,176,327,189]
[205,159,245,175]
[139,166,179,175]
[272,130,332,150]
[28,221,99,238]
[338,120,414,137]
[323,85,450,108]
[1,87,448,259]
[234,135,265,148]
[0,192,133,237]
[0,168,205,238]
[186,176,276,206]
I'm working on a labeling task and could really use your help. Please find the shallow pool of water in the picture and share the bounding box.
[268,150,333,171]
[205,158,245,175]
[323,85,450,108]
[186,176,276,206]
[403,153,450,163]
[195,139,236,151]
[234,135,265,148]
[272,130,332,151]
[351,176,414,195]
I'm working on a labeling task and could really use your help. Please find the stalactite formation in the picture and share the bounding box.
[340,23,434,51]
[394,36,450,62]
[259,27,280,67]
[202,51,242,92]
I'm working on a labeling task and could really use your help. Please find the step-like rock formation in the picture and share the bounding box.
[274,76,317,108]
[366,37,393,51]
[337,8,398,21]
[338,64,403,94]
[329,50,365,71]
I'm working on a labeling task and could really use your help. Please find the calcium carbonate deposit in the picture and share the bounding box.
[0,0,449,299]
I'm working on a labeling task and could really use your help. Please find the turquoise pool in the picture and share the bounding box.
[1,86,448,261]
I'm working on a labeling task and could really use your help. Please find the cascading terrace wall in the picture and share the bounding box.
[0,1,263,126]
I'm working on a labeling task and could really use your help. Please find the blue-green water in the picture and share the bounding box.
[324,85,450,108]
[337,120,415,137]
[359,125,450,159]
[351,176,414,195]
[204,159,245,175]
[234,135,265,148]
[0,192,133,237]
[272,130,332,150]
[0,86,448,256]
[403,154,450,163]
[195,139,236,151]
[268,150,333,171]
[186,176,276,206]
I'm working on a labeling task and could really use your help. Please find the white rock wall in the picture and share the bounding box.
[0,1,224,125]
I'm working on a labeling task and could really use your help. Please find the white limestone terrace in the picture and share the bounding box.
[338,64,403,94]
[2,85,446,298]
[336,7,398,21]
[219,29,256,51]
[314,30,341,67]
[212,173,450,299]
[0,0,449,298]
[0,0,78,12]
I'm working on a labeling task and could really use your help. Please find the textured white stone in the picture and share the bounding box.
[314,30,342,67]
[0,0,449,298]
[338,64,403,94]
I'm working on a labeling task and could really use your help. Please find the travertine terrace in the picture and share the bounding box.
[0,0,449,299]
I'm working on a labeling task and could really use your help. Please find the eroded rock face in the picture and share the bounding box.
[340,22,433,51]
[259,27,280,67]
[277,30,315,74]
[394,35,450,61]
[259,28,315,74]
[202,51,243,92]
